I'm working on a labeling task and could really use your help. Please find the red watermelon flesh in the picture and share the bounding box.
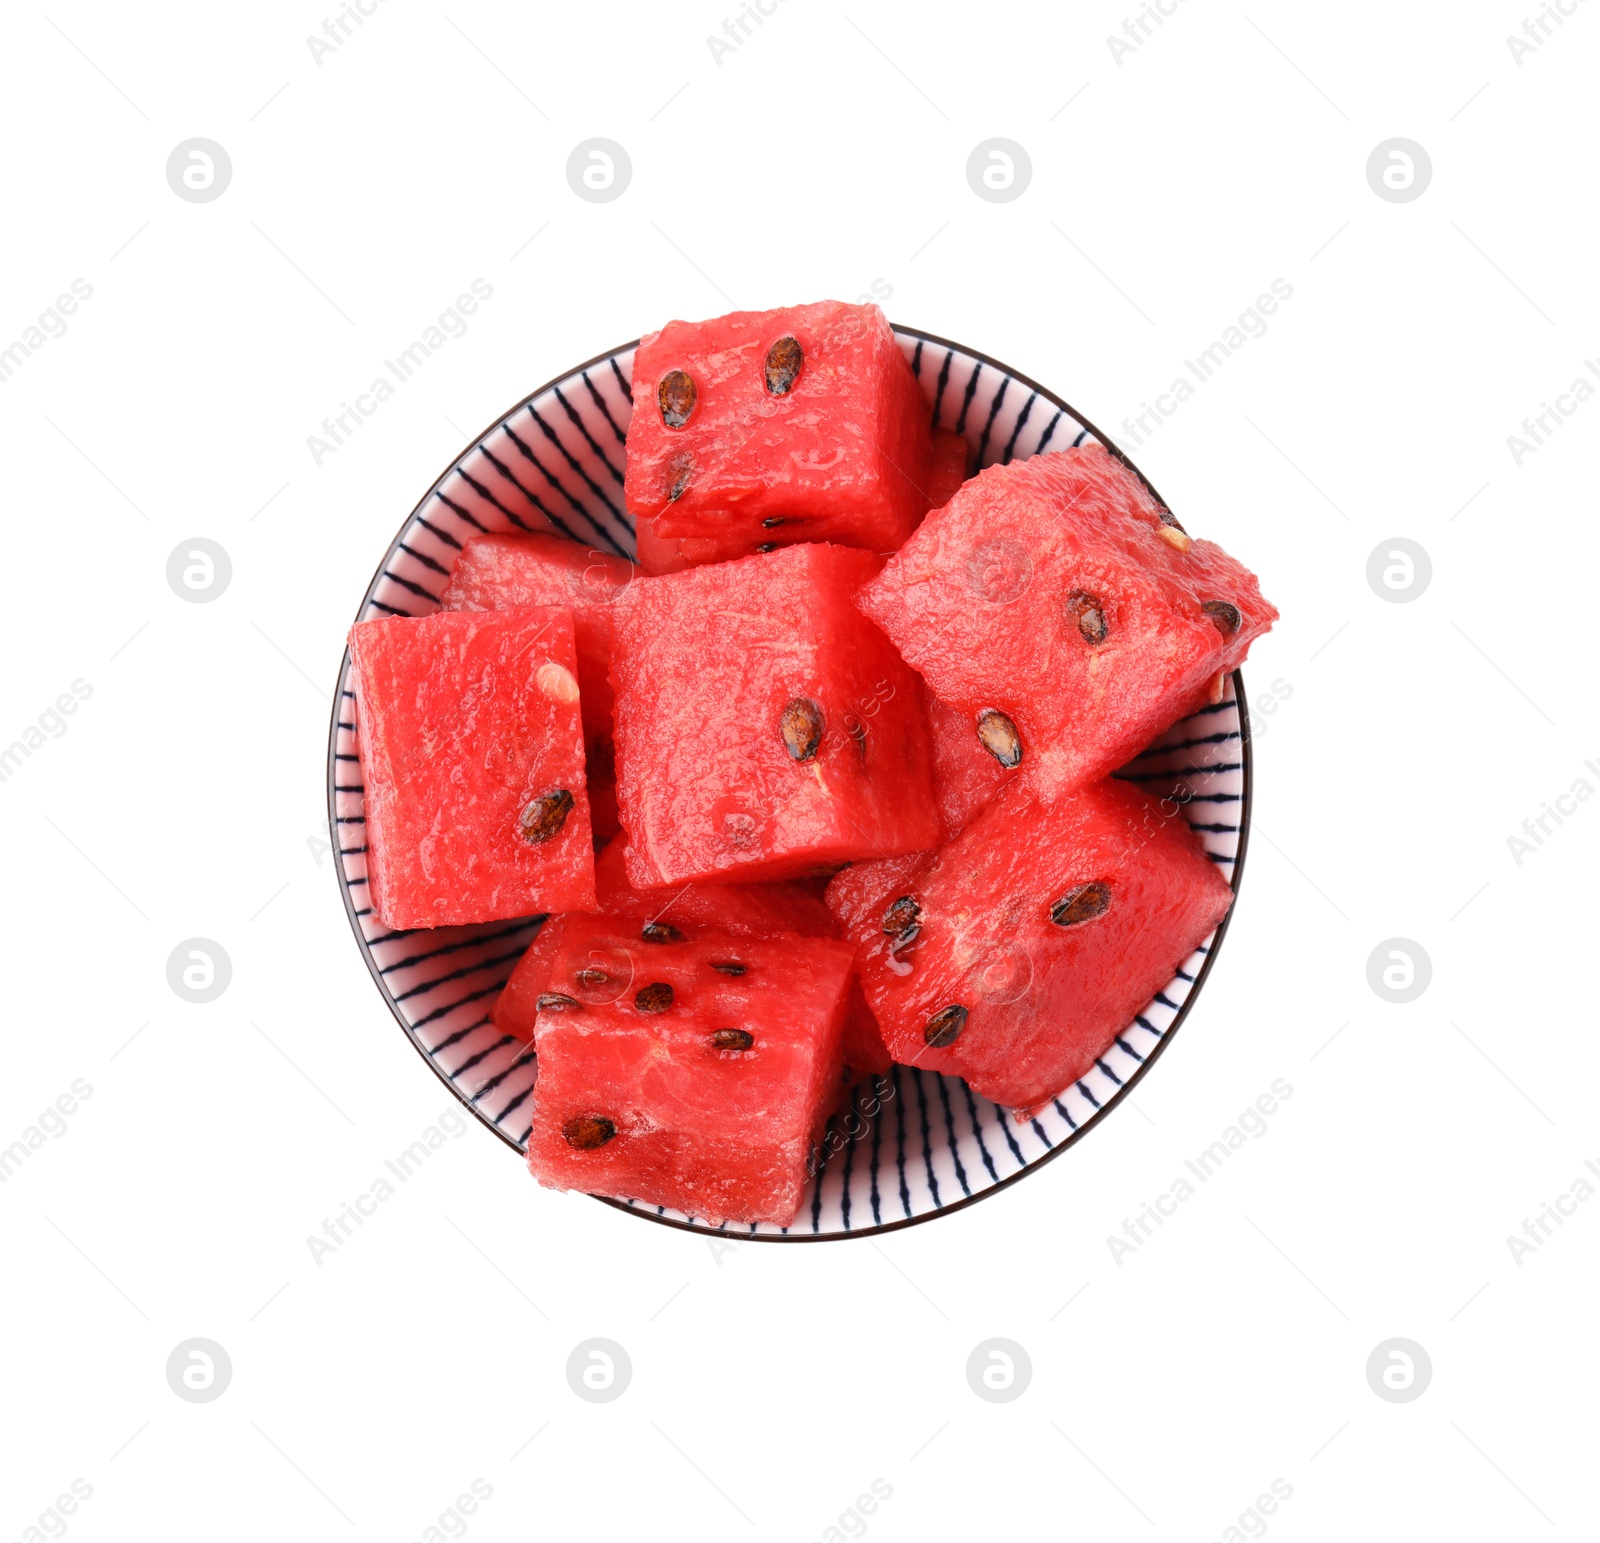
[648,429,969,572]
[857,444,1277,798]
[493,839,837,1039]
[439,532,635,744]
[927,428,970,510]
[844,776,1234,1110]
[611,543,940,887]
[924,684,1017,840]
[632,518,692,577]
[524,914,855,1226]
[625,302,936,553]
[349,607,596,928]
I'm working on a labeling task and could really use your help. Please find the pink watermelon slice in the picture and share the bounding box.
[610,543,940,887]
[350,607,596,928]
[524,913,855,1226]
[857,444,1277,797]
[625,302,937,554]
[832,776,1234,1111]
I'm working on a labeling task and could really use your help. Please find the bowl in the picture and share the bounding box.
[326,325,1253,1240]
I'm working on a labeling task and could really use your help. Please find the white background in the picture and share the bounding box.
[2,1,1596,1538]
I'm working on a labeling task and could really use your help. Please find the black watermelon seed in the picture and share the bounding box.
[562,1115,616,1150]
[536,992,582,1012]
[761,517,786,529]
[666,453,692,502]
[1051,881,1112,927]
[710,1028,755,1051]
[756,541,778,553]
[1066,588,1108,644]
[764,335,804,395]
[574,968,610,986]
[520,788,574,844]
[658,369,696,427]
[634,982,674,1013]
[641,921,683,943]
[883,895,922,935]
[976,709,1023,768]
[781,697,824,761]
[925,1004,968,1048]
[710,962,747,976]
[1202,599,1241,635]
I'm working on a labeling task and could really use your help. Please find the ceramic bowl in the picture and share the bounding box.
[326,326,1252,1239]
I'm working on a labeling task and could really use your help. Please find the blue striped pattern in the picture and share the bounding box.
[327,327,1252,1240]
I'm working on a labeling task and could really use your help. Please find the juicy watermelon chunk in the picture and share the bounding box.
[625,302,936,553]
[611,543,939,886]
[833,777,1234,1110]
[492,838,835,1039]
[524,914,855,1226]
[438,532,635,744]
[349,607,596,928]
[857,444,1278,797]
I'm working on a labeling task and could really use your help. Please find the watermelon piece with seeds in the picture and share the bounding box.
[524,914,855,1226]
[610,543,939,887]
[857,444,1277,797]
[349,607,595,928]
[625,302,938,554]
[493,839,836,1039]
[833,776,1233,1111]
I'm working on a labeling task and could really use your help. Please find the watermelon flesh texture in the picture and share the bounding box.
[857,444,1278,798]
[643,430,974,572]
[927,428,970,510]
[493,837,837,1039]
[626,302,936,554]
[924,684,1017,841]
[349,607,595,928]
[524,914,855,1226]
[493,837,891,1085]
[439,532,635,746]
[611,543,940,887]
[632,518,693,577]
[838,776,1235,1111]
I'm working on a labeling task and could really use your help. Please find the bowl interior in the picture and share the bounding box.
[327,327,1250,1239]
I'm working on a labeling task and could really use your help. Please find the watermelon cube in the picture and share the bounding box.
[492,837,835,1039]
[439,532,635,745]
[611,543,940,887]
[349,607,595,929]
[625,302,937,554]
[832,776,1234,1110]
[524,914,856,1226]
[857,444,1278,796]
